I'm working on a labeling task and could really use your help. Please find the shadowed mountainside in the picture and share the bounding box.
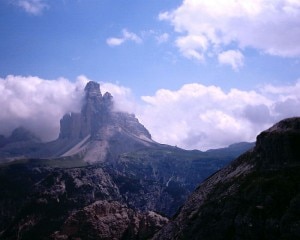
[153,117,300,240]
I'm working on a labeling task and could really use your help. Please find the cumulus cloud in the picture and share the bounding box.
[218,50,244,71]
[14,0,48,15]
[137,80,300,150]
[100,82,139,114]
[0,75,87,141]
[1,75,300,150]
[106,29,142,47]
[175,35,208,61]
[159,0,300,66]
[0,75,139,142]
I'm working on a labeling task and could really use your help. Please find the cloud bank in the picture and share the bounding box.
[0,75,300,150]
[159,0,300,69]
[0,75,86,141]
[137,80,300,150]
[0,75,137,142]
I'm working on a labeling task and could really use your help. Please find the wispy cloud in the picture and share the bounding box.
[156,33,169,44]
[160,0,300,68]
[15,0,48,15]
[106,29,142,47]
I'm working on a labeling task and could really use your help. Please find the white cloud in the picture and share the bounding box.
[1,75,300,151]
[106,38,125,46]
[136,80,300,150]
[218,50,244,71]
[100,82,138,114]
[0,75,87,141]
[0,75,138,142]
[160,0,300,66]
[175,35,208,61]
[106,29,142,47]
[15,0,48,15]
[122,29,142,43]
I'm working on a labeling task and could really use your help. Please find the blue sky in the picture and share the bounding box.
[1,0,300,150]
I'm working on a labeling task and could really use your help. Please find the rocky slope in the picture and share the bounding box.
[153,117,300,240]
[51,201,168,240]
[0,162,168,240]
[0,140,251,240]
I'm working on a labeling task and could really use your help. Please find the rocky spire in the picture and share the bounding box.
[82,81,113,113]
[84,81,102,99]
[59,81,115,140]
[57,81,155,161]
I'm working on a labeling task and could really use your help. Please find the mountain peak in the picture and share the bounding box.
[56,81,155,161]
[264,117,300,133]
[256,117,300,167]
[84,81,102,99]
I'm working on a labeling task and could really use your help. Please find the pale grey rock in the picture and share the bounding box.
[55,81,155,162]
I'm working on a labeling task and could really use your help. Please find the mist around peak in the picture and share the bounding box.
[0,75,87,141]
[1,75,300,150]
[0,75,138,143]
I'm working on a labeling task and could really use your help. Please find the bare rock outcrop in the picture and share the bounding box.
[51,200,168,240]
[56,81,155,162]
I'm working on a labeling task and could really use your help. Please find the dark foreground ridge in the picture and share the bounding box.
[153,117,300,240]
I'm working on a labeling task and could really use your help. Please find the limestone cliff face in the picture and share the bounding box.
[153,118,300,240]
[57,81,154,162]
[59,81,112,140]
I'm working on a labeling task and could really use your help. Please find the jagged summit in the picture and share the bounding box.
[84,81,102,98]
[54,81,155,161]
[82,81,113,116]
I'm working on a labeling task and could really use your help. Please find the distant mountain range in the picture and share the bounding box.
[2,82,298,239]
